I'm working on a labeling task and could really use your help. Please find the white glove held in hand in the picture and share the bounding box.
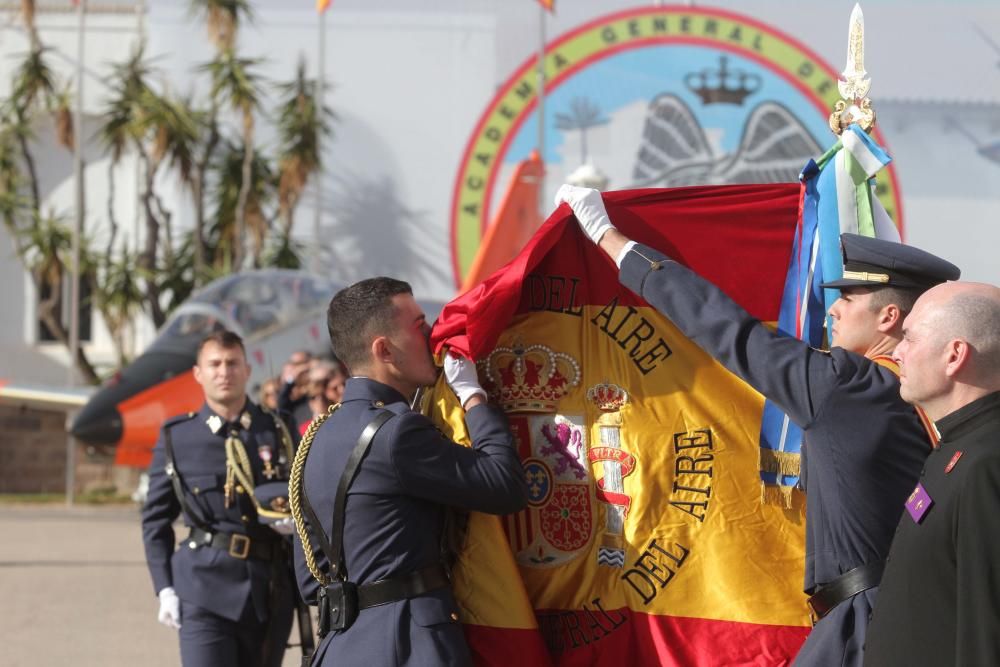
[157,586,181,630]
[269,516,296,536]
[554,184,616,244]
[444,353,487,407]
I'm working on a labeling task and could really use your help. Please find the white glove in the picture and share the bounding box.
[554,184,616,244]
[444,352,487,407]
[269,516,296,536]
[157,586,181,630]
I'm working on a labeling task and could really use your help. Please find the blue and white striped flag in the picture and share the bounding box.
[759,124,895,505]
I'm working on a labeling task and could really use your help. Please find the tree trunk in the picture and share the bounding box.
[15,121,41,213]
[105,160,118,262]
[192,112,219,286]
[233,115,254,271]
[37,277,100,385]
[136,149,165,328]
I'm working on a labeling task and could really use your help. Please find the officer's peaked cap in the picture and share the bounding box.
[820,233,960,290]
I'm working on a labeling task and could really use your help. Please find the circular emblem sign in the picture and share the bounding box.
[450,6,904,286]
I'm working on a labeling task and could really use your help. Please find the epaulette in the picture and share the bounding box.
[162,411,198,430]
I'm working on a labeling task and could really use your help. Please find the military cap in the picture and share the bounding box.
[254,481,291,523]
[820,233,960,290]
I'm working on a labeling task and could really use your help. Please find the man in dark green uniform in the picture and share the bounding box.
[865,282,1000,666]
[556,184,959,667]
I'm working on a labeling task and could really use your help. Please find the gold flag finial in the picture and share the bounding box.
[829,4,875,134]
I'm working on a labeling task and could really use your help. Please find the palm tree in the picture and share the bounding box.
[202,50,264,269]
[189,0,253,52]
[90,246,145,367]
[208,137,275,270]
[554,97,609,164]
[98,45,202,328]
[275,57,332,237]
[16,211,100,384]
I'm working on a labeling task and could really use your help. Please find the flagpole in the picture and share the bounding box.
[313,8,326,272]
[67,0,87,506]
[536,3,546,213]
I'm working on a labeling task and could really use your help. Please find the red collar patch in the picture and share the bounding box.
[945,451,963,474]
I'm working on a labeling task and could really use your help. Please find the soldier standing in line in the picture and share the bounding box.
[556,185,958,666]
[142,330,298,667]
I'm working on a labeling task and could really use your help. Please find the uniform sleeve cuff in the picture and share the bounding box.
[615,240,637,268]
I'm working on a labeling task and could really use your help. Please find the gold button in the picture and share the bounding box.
[450,612,458,621]
[374,400,385,408]
[650,261,662,271]
[192,487,200,494]
[241,515,250,523]
[235,485,245,494]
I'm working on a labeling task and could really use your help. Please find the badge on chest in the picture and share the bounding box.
[905,483,933,523]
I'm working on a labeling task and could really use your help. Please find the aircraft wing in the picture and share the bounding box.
[0,380,93,412]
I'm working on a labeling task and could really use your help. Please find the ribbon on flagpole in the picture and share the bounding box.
[759,123,894,504]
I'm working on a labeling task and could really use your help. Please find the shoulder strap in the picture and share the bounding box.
[163,427,212,532]
[871,355,940,448]
[300,409,394,582]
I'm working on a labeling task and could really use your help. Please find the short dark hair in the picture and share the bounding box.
[197,330,246,361]
[327,277,412,372]
[868,286,923,317]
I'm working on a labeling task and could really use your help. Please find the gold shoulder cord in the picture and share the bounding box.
[224,412,302,520]
[289,402,341,586]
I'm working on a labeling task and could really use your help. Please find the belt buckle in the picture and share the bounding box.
[228,533,251,559]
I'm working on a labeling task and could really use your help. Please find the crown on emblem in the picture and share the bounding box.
[683,56,761,106]
[586,381,629,412]
[479,343,581,413]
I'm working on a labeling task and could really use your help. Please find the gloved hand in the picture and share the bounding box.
[444,352,487,407]
[269,516,296,536]
[554,184,617,244]
[157,586,181,630]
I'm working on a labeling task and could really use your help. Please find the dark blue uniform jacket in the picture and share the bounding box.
[293,378,527,667]
[142,400,289,624]
[620,243,933,667]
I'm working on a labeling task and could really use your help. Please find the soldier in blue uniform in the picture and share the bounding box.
[556,185,959,667]
[141,330,298,667]
[291,277,528,666]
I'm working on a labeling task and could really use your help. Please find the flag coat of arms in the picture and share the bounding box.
[428,184,813,665]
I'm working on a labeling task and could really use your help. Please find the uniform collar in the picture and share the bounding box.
[341,377,409,407]
[199,399,256,434]
[935,391,1000,443]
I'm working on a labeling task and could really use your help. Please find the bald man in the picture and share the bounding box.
[865,282,1000,666]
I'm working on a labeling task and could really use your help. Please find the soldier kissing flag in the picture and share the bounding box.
[427,184,812,666]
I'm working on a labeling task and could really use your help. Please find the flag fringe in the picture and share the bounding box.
[760,482,796,509]
[759,448,801,477]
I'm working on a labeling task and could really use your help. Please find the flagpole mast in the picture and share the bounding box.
[67,0,87,506]
[536,3,546,213]
[313,9,326,272]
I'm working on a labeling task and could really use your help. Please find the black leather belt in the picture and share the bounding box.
[807,560,885,620]
[357,565,450,610]
[186,527,277,562]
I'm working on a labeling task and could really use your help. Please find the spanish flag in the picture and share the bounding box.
[316,0,332,13]
[428,184,811,665]
[536,0,555,12]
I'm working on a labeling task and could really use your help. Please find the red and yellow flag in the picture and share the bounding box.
[536,0,555,12]
[428,184,811,665]
[316,0,332,13]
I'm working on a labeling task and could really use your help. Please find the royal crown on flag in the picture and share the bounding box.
[684,56,761,106]
[586,381,629,412]
[479,343,580,413]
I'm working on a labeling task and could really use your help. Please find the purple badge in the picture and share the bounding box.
[905,483,933,523]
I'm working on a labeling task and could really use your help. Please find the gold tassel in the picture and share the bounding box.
[759,448,802,477]
[760,482,796,509]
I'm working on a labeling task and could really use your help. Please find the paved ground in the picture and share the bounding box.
[0,504,306,667]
